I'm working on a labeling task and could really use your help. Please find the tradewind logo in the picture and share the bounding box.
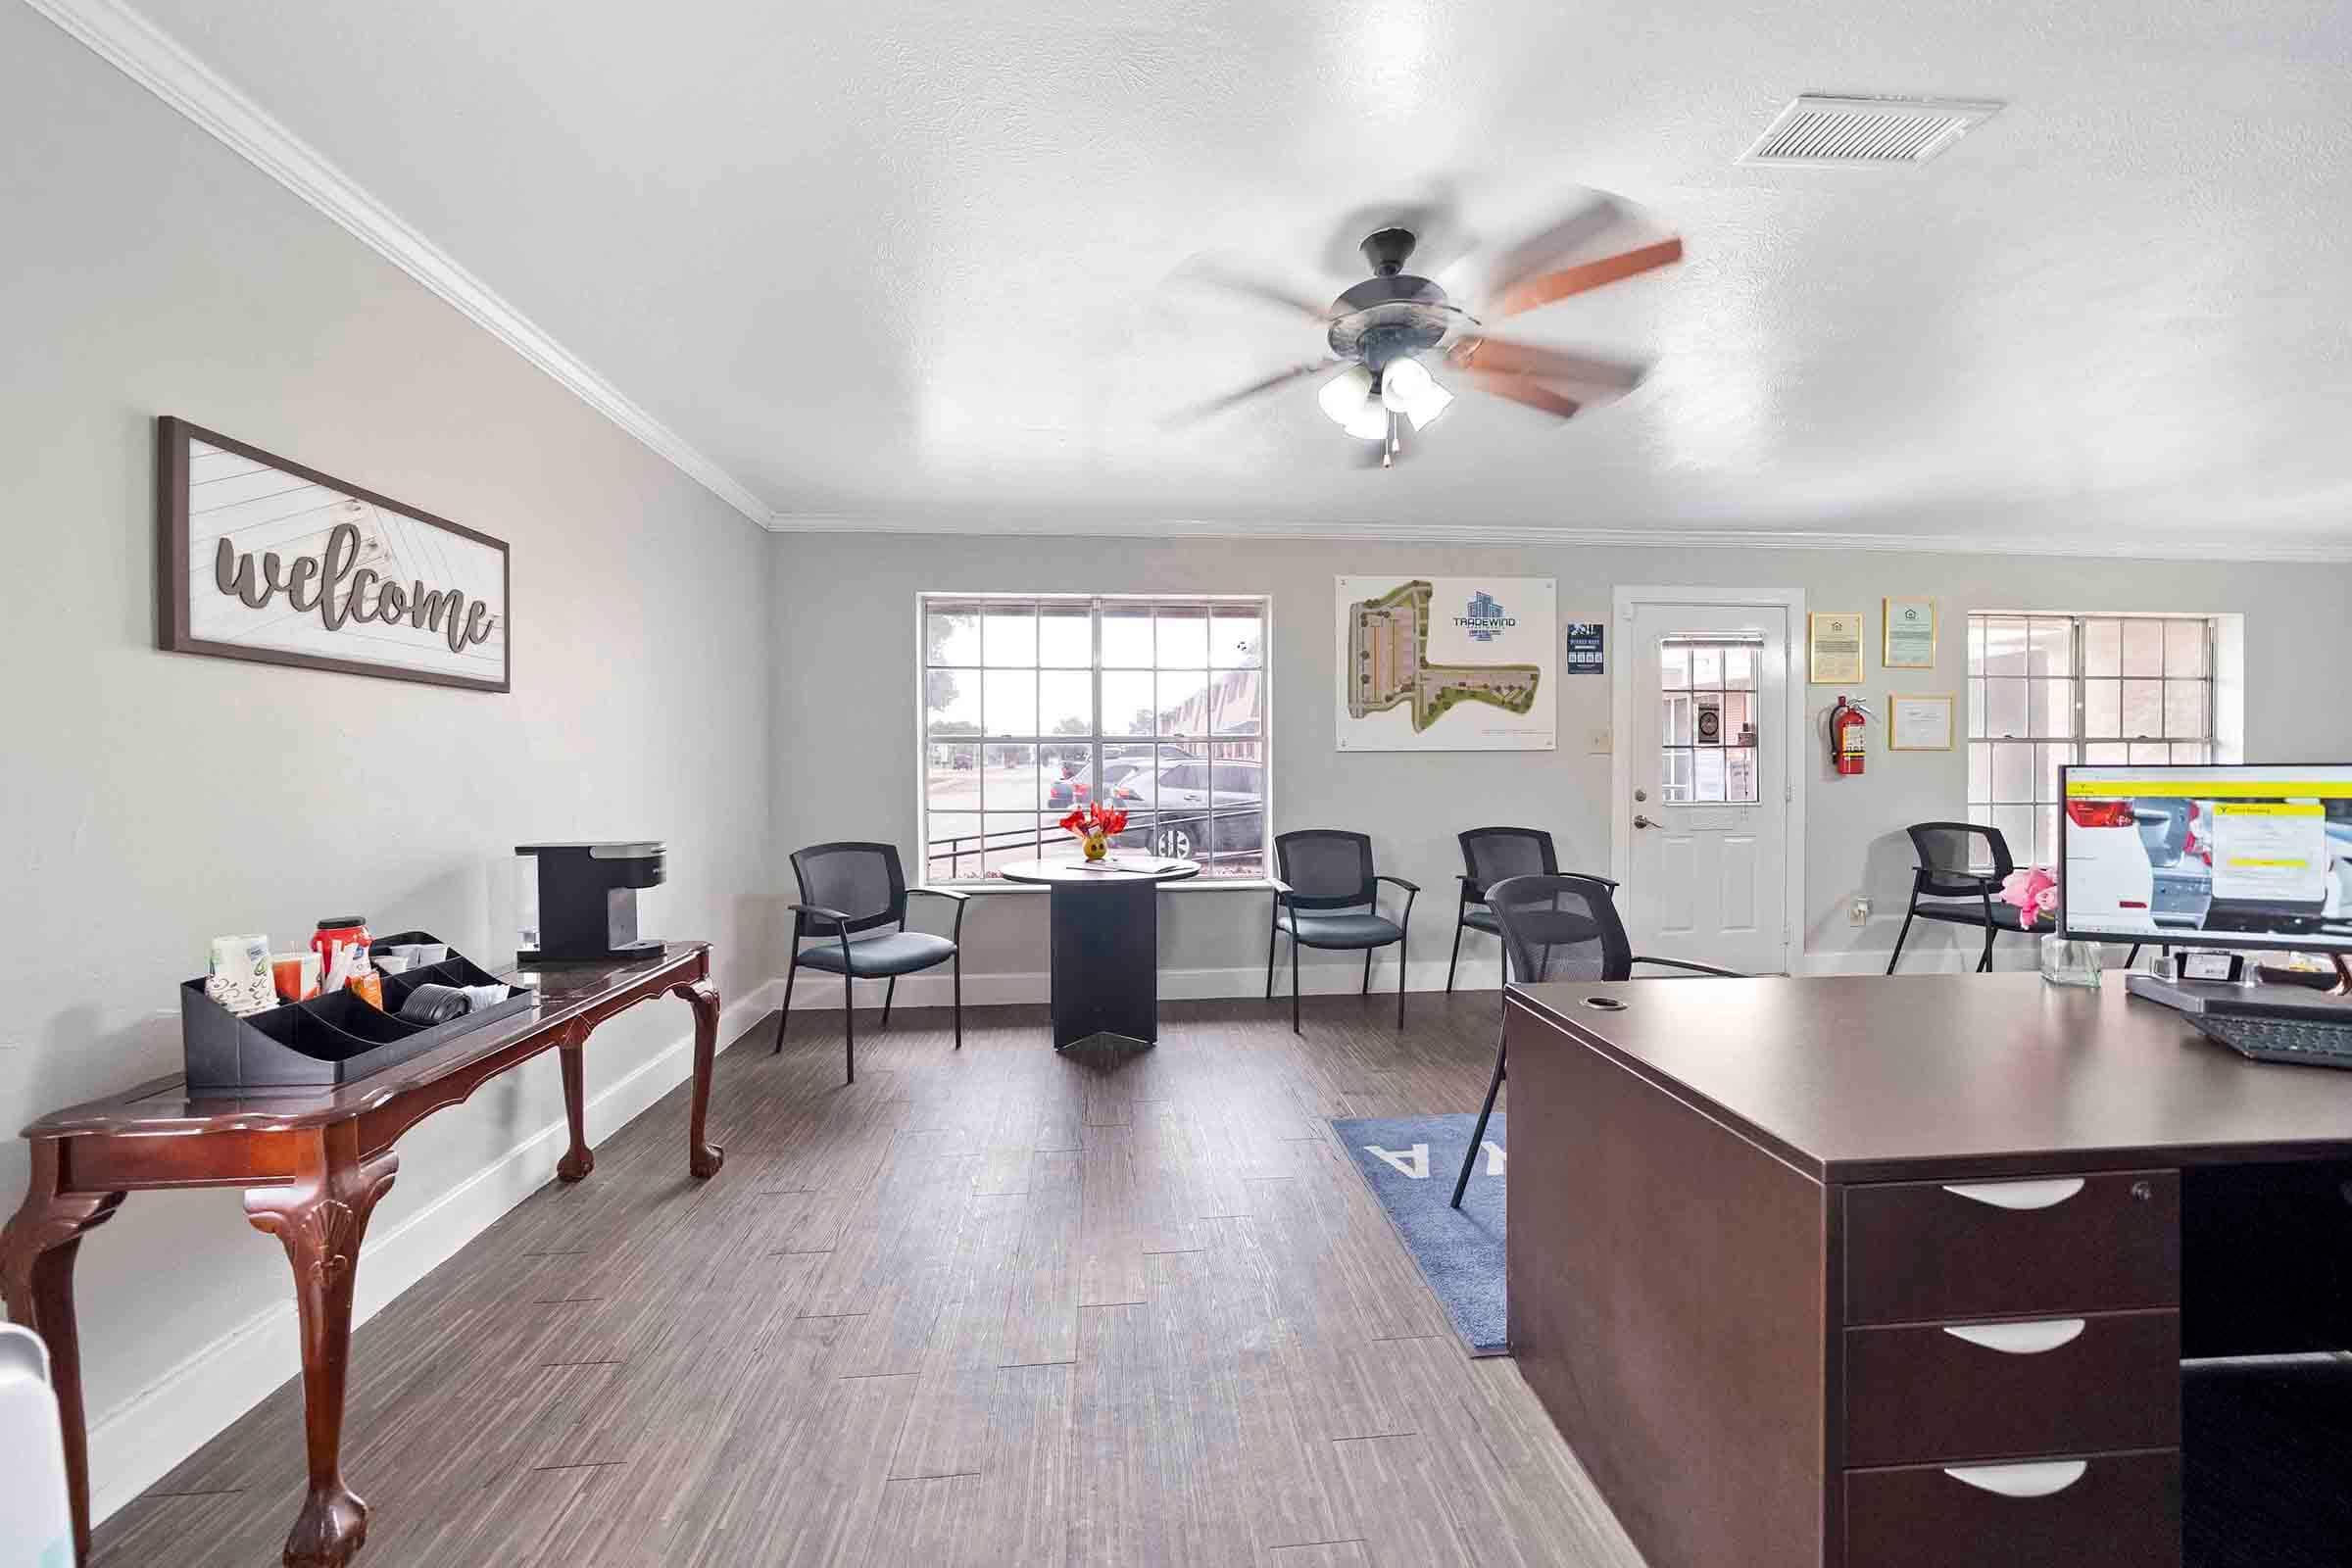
[1454,590,1517,643]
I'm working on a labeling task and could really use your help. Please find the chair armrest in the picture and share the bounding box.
[1630,956,1747,979]
[790,903,852,926]
[906,886,968,940]
[1376,875,1422,894]
[1267,876,1295,898]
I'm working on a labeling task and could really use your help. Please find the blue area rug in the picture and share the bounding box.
[1331,1113,1507,1355]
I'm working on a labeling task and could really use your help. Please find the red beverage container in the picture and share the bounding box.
[311,917,371,988]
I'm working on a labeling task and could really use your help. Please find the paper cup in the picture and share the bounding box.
[270,952,320,1003]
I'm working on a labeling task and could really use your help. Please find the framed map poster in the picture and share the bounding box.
[1335,576,1556,751]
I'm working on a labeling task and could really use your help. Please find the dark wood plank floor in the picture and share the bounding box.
[91,991,1645,1567]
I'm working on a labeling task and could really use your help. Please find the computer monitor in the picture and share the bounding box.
[2058,763,2352,952]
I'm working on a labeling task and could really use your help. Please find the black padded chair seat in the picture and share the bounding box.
[1276,910,1404,949]
[1911,898,2034,931]
[1461,905,1499,934]
[796,930,958,976]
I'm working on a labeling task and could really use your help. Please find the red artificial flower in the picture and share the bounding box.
[1057,808,1086,836]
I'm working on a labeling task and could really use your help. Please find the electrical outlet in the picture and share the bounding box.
[1850,896,1873,926]
[1588,727,1612,755]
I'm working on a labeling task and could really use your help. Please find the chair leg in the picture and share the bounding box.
[1446,920,1465,993]
[2124,944,2141,971]
[1451,1039,1506,1208]
[882,975,897,1030]
[844,982,857,1085]
[773,962,799,1054]
[1979,922,1997,973]
[1396,933,1408,1029]
[1265,917,1279,1000]
[1291,936,1301,1035]
[952,955,962,1050]
[1885,906,1917,976]
[1362,949,1373,996]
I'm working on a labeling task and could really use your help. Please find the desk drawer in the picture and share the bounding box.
[1844,1309,2180,1466]
[1844,1449,2179,1568]
[1845,1170,2179,1325]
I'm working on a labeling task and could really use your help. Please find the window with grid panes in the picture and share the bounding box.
[919,595,1269,884]
[1658,636,1763,804]
[1966,613,2216,867]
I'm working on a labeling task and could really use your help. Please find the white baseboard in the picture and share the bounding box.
[84,979,781,1525]
[777,955,1520,1011]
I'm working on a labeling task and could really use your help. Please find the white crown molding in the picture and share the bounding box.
[25,0,774,528]
[764,512,2352,563]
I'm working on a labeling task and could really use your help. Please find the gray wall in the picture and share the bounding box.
[0,3,773,1496]
[773,531,2352,983]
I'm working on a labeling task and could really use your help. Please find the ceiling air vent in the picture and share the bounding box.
[1740,94,2001,168]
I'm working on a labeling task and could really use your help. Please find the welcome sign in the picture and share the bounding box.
[157,417,511,692]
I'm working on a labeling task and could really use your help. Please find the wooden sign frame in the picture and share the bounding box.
[156,416,512,693]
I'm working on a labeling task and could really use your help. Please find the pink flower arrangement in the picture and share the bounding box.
[1998,865,2060,927]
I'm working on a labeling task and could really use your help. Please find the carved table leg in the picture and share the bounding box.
[672,978,724,1179]
[244,1125,398,1568]
[0,1139,124,1566]
[555,1026,594,1182]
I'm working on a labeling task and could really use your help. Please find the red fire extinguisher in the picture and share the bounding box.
[1828,695,1872,776]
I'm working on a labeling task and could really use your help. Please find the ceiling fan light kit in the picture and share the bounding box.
[1184,199,1682,466]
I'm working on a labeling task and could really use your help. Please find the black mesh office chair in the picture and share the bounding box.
[1449,873,1741,1208]
[1265,829,1419,1034]
[773,841,966,1084]
[1447,827,1621,992]
[1886,822,2033,975]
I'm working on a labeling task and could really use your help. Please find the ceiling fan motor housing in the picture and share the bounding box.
[1330,227,1465,370]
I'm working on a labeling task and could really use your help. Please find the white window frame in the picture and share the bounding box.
[1965,611,2224,868]
[914,591,1274,891]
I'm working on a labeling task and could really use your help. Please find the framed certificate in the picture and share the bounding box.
[1883,596,1937,668]
[1886,693,1956,751]
[1807,611,1865,684]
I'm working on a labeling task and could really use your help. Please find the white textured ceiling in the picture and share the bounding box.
[89,0,2352,551]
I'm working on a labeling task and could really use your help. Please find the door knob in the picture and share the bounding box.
[1633,813,1657,829]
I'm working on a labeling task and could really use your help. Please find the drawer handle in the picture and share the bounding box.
[1942,1318,2086,1355]
[1942,1459,2088,1498]
[1940,1177,2085,1210]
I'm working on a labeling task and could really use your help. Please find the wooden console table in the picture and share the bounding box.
[0,941,724,1568]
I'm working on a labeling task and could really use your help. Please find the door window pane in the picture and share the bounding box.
[2164,682,2206,739]
[1985,679,2027,739]
[2082,618,2121,676]
[2120,679,2163,739]
[2121,619,2165,677]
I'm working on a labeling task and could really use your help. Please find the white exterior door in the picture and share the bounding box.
[1619,600,1794,974]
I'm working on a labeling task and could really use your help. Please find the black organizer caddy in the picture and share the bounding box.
[181,930,536,1094]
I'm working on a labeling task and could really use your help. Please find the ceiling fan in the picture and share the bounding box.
[1174,195,1683,466]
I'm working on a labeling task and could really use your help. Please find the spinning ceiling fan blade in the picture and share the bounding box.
[1176,261,1337,322]
[1465,372,1583,421]
[1162,360,1341,426]
[1473,195,1625,301]
[1447,337,1646,391]
[1488,237,1685,320]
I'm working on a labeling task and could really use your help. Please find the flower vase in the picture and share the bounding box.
[2039,932,2104,988]
[1082,828,1108,862]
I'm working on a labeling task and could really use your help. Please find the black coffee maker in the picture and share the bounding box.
[515,842,665,962]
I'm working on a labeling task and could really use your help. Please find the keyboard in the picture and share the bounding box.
[2191,1012,2352,1069]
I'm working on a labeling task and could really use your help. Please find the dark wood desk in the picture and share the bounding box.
[0,942,724,1568]
[1504,972,2352,1568]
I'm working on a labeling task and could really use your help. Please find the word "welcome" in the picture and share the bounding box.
[215,520,494,654]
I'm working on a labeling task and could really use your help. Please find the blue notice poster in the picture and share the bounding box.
[1565,622,1604,674]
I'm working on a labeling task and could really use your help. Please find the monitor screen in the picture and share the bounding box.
[2058,764,2352,951]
